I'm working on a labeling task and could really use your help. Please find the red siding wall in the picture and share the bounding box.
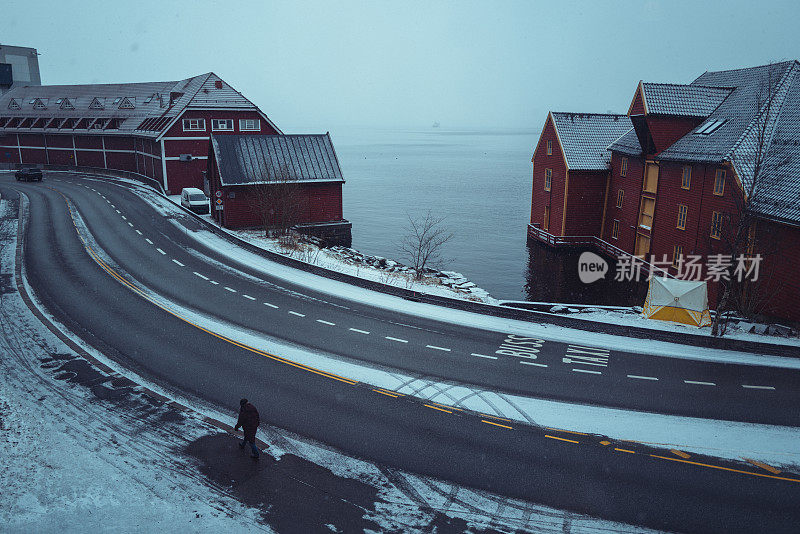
[564,171,607,237]
[531,116,568,235]
[217,182,344,229]
[603,153,644,251]
[161,110,279,194]
[756,220,800,323]
[646,116,703,154]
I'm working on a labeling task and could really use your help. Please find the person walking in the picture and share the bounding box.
[235,398,261,460]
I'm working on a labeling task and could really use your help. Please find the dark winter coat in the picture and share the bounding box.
[236,402,260,442]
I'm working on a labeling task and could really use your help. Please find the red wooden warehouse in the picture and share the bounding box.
[529,61,800,324]
[0,72,279,193]
[207,133,352,246]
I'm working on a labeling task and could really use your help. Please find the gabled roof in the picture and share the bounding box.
[548,112,633,170]
[0,72,280,138]
[211,134,344,186]
[608,60,800,225]
[640,83,733,117]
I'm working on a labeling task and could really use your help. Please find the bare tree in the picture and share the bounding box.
[710,63,788,336]
[246,163,302,245]
[399,211,454,280]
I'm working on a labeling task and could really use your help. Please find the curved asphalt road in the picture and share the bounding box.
[3,171,800,532]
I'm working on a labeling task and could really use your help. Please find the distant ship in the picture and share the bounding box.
[432,121,440,128]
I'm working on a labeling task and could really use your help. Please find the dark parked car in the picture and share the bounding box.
[15,167,43,182]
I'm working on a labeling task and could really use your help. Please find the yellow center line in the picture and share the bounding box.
[615,448,635,454]
[482,420,513,430]
[671,449,691,459]
[375,388,404,396]
[545,434,579,444]
[430,402,462,411]
[479,413,512,422]
[744,458,782,475]
[373,389,398,398]
[424,404,452,414]
[545,427,588,436]
[650,455,800,483]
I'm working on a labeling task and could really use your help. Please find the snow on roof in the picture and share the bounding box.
[641,83,733,117]
[549,112,633,171]
[607,61,800,225]
[211,133,345,186]
[0,72,276,138]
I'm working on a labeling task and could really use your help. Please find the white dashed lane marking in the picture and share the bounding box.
[224,287,236,293]
[135,230,142,235]
[156,248,166,255]
[316,319,335,326]
[172,259,185,267]
[210,280,219,285]
[193,272,209,280]
[426,345,451,352]
[349,328,369,334]
[121,215,127,220]
[264,302,279,309]
[385,336,408,343]
[574,368,602,375]
[471,353,497,360]
[127,222,134,227]
[115,209,120,213]
[289,311,305,317]
[520,361,547,367]
[742,385,776,390]
[243,295,256,301]
[145,238,153,244]
[628,375,658,381]
[684,380,716,386]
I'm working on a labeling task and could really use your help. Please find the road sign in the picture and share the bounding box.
[215,190,222,198]
[215,198,223,210]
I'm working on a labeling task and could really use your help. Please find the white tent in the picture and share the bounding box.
[643,276,712,327]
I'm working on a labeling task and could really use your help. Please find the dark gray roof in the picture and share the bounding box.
[549,112,633,170]
[607,61,800,225]
[211,134,344,186]
[641,83,733,116]
[0,72,279,138]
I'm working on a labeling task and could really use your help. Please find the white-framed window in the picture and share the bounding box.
[546,140,552,155]
[612,220,619,240]
[182,118,206,132]
[239,118,260,131]
[211,119,234,131]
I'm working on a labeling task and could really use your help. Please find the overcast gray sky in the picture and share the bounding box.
[4,0,799,131]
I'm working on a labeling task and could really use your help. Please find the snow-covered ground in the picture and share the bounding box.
[166,194,499,305]
[1,187,660,532]
[516,304,800,348]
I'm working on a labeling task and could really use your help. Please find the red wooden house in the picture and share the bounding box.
[530,61,800,323]
[0,72,279,193]
[207,133,351,246]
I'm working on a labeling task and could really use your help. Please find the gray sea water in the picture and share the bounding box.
[331,126,537,301]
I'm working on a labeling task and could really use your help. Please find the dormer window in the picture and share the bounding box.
[89,98,104,110]
[695,119,726,135]
[118,97,135,109]
[32,98,47,109]
[60,98,75,110]
[8,99,20,110]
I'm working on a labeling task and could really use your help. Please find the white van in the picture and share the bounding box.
[180,188,210,214]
